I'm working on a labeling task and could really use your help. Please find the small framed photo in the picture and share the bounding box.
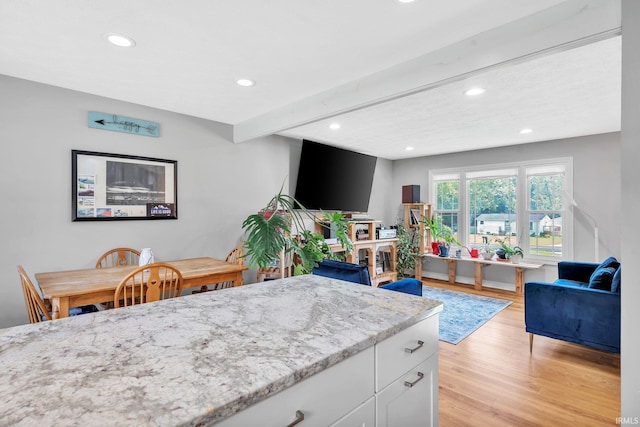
[72,150,177,221]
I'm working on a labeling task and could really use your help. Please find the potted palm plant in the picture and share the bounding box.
[241,188,353,275]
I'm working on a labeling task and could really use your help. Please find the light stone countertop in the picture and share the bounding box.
[0,275,442,426]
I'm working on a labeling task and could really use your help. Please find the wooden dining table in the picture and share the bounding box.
[35,257,248,319]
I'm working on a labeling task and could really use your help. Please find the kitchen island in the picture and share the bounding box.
[0,274,442,426]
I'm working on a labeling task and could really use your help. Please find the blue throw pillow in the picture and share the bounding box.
[597,256,620,271]
[611,266,621,293]
[589,266,616,290]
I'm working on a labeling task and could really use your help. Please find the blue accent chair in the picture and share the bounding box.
[311,259,423,296]
[524,258,621,353]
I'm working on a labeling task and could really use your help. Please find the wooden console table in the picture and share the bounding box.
[323,220,398,287]
[422,253,542,294]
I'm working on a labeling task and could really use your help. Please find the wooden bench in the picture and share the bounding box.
[422,253,543,294]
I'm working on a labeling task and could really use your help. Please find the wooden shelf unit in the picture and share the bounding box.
[403,203,432,279]
[319,220,398,287]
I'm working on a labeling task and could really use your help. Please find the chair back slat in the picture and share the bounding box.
[114,262,183,308]
[96,248,141,269]
[18,265,52,323]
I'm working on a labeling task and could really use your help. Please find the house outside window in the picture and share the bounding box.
[430,158,572,263]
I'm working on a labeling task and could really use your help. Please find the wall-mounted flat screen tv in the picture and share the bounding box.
[294,139,377,213]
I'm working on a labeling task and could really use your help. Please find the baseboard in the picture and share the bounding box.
[420,272,515,292]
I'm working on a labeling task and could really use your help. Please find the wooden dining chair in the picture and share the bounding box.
[193,244,245,293]
[17,265,52,323]
[95,248,141,269]
[114,262,183,308]
[95,248,142,309]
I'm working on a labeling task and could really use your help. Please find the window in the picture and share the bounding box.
[433,173,460,242]
[430,159,572,262]
[467,168,517,248]
[527,165,565,257]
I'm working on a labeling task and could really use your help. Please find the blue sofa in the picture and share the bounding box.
[524,257,621,353]
[311,259,423,296]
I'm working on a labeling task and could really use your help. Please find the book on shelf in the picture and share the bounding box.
[378,249,392,271]
[409,208,421,225]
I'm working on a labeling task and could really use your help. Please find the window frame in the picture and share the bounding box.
[429,157,573,264]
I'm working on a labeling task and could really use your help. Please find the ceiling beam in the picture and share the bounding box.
[233,0,620,143]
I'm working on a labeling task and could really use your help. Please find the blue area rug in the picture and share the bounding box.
[423,286,512,344]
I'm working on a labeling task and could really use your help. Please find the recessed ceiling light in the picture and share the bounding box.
[236,79,255,87]
[398,0,416,3]
[104,33,136,48]
[520,128,533,134]
[329,123,341,130]
[464,87,486,97]
[405,146,414,151]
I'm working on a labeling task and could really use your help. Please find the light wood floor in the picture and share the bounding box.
[423,279,621,426]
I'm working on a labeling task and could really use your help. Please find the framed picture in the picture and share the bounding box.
[72,150,177,221]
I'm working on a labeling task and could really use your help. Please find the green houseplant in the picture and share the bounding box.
[495,239,524,263]
[438,224,461,257]
[241,188,353,275]
[480,243,494,260]
[422,217,460,257]
[422,217,443,255]
[394,223,417,277]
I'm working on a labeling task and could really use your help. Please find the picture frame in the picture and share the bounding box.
[72,150,177,221]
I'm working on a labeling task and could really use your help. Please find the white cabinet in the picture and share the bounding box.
[376,315,439,427]
[218,315,438,426]
[217,347,374,427]
[376,356,438,427]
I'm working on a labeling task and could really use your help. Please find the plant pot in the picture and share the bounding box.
[495,249,507,259]
[481,252,493,261]
[510,254,521,264]
[438,245,450,257]
[431,241,440,256]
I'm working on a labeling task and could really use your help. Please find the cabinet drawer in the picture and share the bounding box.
[376,354,439,427]
[375,315,438,391]
[217,346,374,426]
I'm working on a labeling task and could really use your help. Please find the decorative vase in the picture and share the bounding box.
[431,241,440,256]
[438,245,450,257]
[139,248,154,267]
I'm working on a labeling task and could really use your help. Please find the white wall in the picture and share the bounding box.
[0,75,299,328]
[368,157,395,226]
[621,0,640,417]
[0,74,396,329]
[389,133,621,287]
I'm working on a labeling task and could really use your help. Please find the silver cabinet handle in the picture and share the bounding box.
[404,371,424,388]
[286,410,305,427]
[404,340,424,353]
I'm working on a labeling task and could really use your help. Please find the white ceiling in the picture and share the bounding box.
[0,0,621,160]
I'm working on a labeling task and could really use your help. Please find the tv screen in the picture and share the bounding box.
[294,140,377,213]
